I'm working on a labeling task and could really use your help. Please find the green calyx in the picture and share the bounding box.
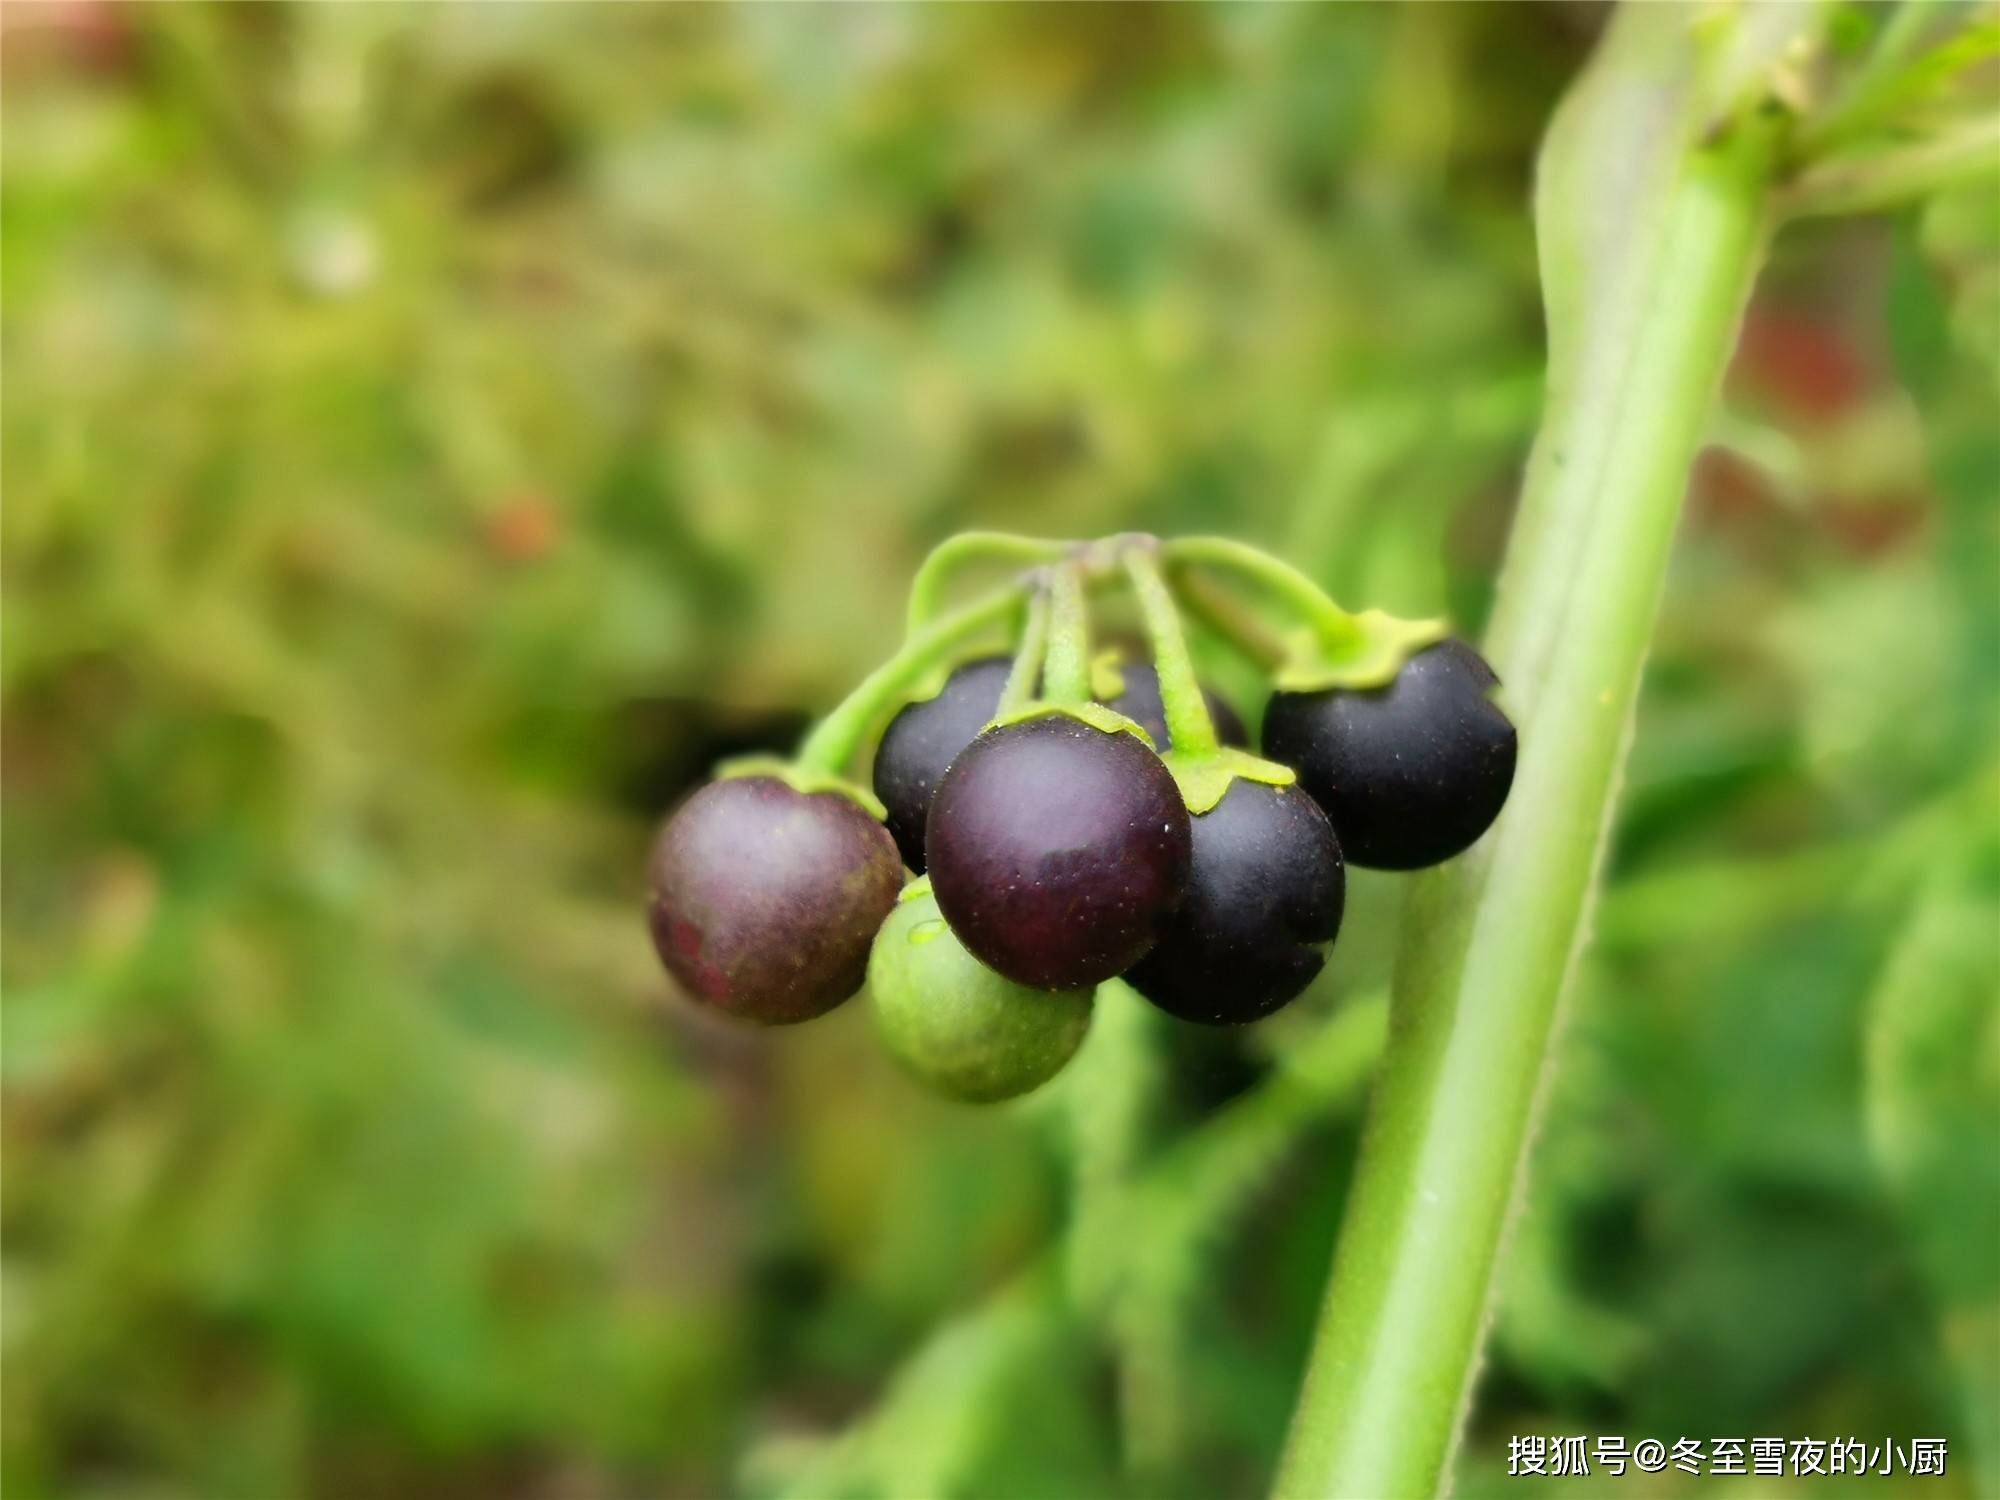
[1161,535,1447,692]
[986,700,1159,750]
[715,756,888,819]
[1273,610,1450,692]
[1089,648,1127,701]
[1164,747,1296,817]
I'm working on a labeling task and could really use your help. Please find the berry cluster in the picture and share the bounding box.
[645,534,1516,1103]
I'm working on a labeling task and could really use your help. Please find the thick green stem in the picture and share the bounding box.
[1163,536,1361,651]
[795,587,1025,776]
[1042,564,1091,707]
[1123,549,1219,759]
[905,532,1071,635]
[1273,9,1808,1496]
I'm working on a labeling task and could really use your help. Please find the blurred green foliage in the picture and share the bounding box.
[2,5,1994,1498]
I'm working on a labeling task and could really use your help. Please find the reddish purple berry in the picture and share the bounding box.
[646,777,903,1024]
[926,716,1192,989]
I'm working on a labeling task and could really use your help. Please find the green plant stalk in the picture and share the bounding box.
[1169,563,1288,672]
[1164,535,1362,650]
[904,531,1071,635]
[1796,7,1999,156]
[1059,978,1172,1476]
[794,586,1025,776]
[1272,14,1803,1499]
[1128,544,1295,812]
[1042,562,1092,707]
[998,585,1051,715]
[1781,113,2000,219]
[1123,548,1220,759]
[1163,532,1444,692]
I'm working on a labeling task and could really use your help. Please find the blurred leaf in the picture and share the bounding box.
[1864,855,2000,1492]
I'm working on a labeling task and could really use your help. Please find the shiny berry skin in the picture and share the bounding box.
[872,656,1012,873]
[869,888,1092,1103]
[926,715,1192,989]
[1126,779,1344,1025]
[1261,638,1516,871]
[646,777,903,1024]
[1108,663,1246,750]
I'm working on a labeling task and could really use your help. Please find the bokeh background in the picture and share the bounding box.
[4,4,1996,1498]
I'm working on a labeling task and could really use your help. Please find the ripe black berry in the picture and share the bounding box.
[872,656,1012,872]
[1108,663,1247,750]
[926,715,1192,989]
[1261,638,1516,870]
[646,777,904,1024]
[1127,779,1344,1024]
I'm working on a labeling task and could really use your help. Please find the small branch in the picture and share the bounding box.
[1170,563,1289,672]
[793,586,1025,775]
[997,584,1050,715]
[1123,547,1220,759]
[1796,9,1998,157]
[904,531,1071,636]
[1162,535,1360,651]
[1780,115,2000,219]
[1042,563,1092,706]
[1059,979,1171,1476]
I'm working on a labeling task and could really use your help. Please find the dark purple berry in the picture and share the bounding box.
[646,777,903,1024]
[1261,638,1516,871]
[926,715,1192,989]
[1108,663,1247,750]
[1126,779,1344,1025]
[872,656,1013,872]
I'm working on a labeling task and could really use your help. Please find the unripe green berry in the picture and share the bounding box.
[869,889,1093,1103]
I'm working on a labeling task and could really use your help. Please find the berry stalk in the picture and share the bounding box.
[997,583,1051,716]
[1779,113,2000,219]
[1040,561,1093,708]
[1122,546,1220,760]
[794,585,1027,778]
[1163,533,1445,691]
[904,531,1071,635]
[1167,562,1288,673]
[1162,535,1362,654]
